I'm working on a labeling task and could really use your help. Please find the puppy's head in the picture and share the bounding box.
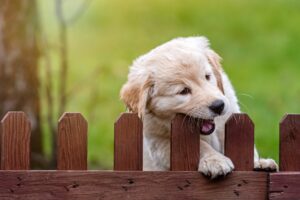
[121,37,229,134]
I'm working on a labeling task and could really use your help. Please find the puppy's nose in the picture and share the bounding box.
[209,100,225,115]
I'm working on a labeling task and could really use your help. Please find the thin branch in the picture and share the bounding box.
[55,0,65,25]
[56,0,68,116]
[56,0,92,116]
[42,35,57,168]
[55,0,93,25]
[36,1,56,168]
[65,0,93,25]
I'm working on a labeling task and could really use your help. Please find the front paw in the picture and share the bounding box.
[199,154,234,179]
[254,158,278,172]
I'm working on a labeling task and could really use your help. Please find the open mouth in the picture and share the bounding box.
[199,119,215,135]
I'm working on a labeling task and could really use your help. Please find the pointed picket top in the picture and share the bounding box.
[57,112,88,170]
[1,111,31,170]
[279,114,300,125]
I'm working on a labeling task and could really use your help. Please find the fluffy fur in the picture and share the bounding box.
[120,36,278,178]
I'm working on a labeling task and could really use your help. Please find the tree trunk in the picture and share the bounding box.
[0,0,44,168]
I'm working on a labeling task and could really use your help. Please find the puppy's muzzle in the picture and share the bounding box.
[209,100,225,115]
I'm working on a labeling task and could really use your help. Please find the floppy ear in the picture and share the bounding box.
[120,76,153,118]
[206,49,225,94]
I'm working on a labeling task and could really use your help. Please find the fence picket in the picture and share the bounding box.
[171,114,200,171]
[114,113,143,170]
[225,113,254,171]
[0,112,31,170]
[279,114,300,171]
[57,113,88,170]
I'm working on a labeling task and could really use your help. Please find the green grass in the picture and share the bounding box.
[38,0,300,168]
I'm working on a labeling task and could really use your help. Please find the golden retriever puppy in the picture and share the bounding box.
[120,36,278,178]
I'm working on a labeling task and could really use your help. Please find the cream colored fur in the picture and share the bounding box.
[120,36,278,178]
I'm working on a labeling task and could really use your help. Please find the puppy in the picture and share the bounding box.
[120,36,278,178]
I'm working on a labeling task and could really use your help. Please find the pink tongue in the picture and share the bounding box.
[201,121,214,133]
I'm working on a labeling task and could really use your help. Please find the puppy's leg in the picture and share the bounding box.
[254,147,278,171]
[199,140,234,179]
[144,136,171,171]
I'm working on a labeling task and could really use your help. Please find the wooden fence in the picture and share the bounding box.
[0,111,299,199]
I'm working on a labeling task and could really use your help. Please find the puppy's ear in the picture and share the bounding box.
[120,76,153,118]
[206,49,225,94]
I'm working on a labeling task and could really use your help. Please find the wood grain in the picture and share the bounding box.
[279,114,300,171]
[269,172,300,200]
[225,113,254,171]
[57,113,88,170]
[0,171,268,200]
[114,113,143,170]
[0,112,31,170]
[171,114,200,171]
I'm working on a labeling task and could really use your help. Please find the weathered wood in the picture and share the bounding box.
[0,112,31,170]
[171,114,200,171]
[57,113,88,170]
[0,171,267,200]
[279,114,300,171]
[269,172,300,200]
[114,113,143,170]
[225,113,254,171]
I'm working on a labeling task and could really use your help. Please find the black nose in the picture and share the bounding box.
[209,100,225,115]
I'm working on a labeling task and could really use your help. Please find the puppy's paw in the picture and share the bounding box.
[199,154,234,179]
[254,158,278,172]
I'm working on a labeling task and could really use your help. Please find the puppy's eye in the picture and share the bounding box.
[205,74,211,81]
[178,87,191,95]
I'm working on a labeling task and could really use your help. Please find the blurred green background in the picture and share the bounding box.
[39,0,300,169]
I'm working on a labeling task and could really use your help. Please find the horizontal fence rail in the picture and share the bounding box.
[0,111,299,199]
[0,171,267,200]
